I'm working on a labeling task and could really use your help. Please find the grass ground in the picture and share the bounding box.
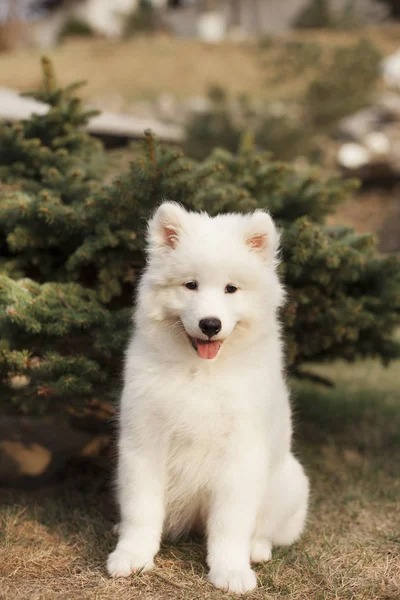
[1,26,400,103]
[1,358,399,600]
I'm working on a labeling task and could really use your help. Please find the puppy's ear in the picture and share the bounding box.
[244,210,280,261]
[148,202,186,250]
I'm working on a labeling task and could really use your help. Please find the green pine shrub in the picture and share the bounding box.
[185,39,381,162]
[124,0,163,37]
[59,19,95,41]
[265,40,322,83]
[0,59,399,415]
[294,0,335,28]
[184,87,315,162]
[184,87,242,161]
[294,0,367,29]
[304,39,382,126]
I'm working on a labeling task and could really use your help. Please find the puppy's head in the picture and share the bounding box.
[138,202,284,360]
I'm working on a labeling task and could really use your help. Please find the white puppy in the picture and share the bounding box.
[107,202,309,594]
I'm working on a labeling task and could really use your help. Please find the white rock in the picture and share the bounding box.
[337,106,383,142]
[157,93,177,121]
[337,143,371,169]
[381,49,400,90]
[0,87,183,143]
[364,131,390,155]
[379,92,400,120]
[72,0,139,38]
[186,95,211,114]
[197,11,226,43]
[0,87,47,120]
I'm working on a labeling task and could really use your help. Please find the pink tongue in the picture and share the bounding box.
[196,340,221,359]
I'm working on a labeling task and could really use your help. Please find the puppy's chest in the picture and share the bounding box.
[166,399,239,477]
[162,368,262,443]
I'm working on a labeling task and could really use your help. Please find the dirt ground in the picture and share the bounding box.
[1,358,399,600]
[1,26,400,103]
[327,186,400,253]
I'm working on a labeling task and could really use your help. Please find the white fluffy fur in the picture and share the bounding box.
[107,202,309,594]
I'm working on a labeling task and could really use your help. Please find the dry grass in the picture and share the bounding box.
[1,25,400,104]
[1,468,399,600]
[1,358,399,600]
[0,35,262,103]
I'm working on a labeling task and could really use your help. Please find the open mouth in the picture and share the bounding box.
[188,337,222,360]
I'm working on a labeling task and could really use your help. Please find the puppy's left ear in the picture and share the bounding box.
[244,210,280,261]
[147,201,187,250]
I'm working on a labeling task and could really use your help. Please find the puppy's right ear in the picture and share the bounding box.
[244,210,280,262]
[147,202,186,250]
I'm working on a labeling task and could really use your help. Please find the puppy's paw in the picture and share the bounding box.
[208,567,257,594]
[107,548,154,578]
[251,539,272,563]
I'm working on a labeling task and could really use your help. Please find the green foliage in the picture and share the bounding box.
[59,19,95,40]
[0,60,399,415]
[304,39,382,126]
[184,88,242,161]
[294,0,366,29]
[184,87,315,162]
[255,114,318,163]
[294,0,334,28]
[124,0,162,37]
[266,40,322,83]
[0,275,129,413]
[185,39,381,162]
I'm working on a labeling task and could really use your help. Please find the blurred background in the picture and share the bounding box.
[0,2,399,600]
[2,1,400,248]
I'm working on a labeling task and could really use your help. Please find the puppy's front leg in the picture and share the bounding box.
[207,446,265,594]
[107,429,166,578]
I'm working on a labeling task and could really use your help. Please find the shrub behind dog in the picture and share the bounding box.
[0,59,399,415]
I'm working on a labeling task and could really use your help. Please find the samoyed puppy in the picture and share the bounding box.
[107,202,309,594]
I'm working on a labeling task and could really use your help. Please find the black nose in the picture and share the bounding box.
[199,317,222,338]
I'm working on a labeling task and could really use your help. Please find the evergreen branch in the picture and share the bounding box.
[291,371,334,387]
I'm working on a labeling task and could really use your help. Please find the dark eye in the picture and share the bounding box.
[185,281,198,291]
[225,284,238,294]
